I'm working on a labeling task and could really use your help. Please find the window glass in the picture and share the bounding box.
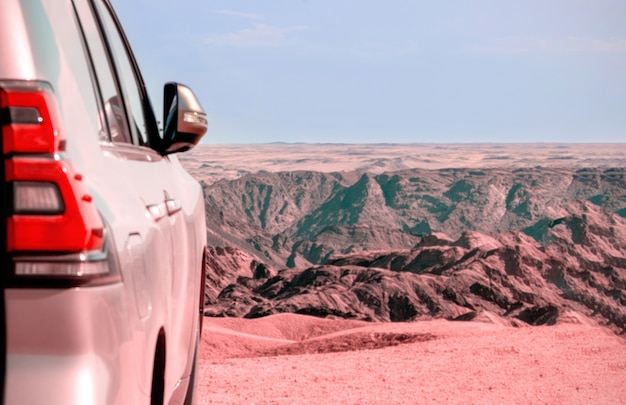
[32,0,103,145]
[72,0,132,143]
[93,0,152,146]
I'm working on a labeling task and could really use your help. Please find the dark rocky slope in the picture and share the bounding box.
[204,201,626,334]
[202,167,626,270]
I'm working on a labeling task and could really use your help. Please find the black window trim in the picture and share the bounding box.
[91,0,163,151]
[71,0,163,162]
[73,0,163,152]
[70,0,111,143]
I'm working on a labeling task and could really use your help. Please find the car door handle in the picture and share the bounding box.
[148,191,180,220]
[146,202,167,221]
[165,197,181,216]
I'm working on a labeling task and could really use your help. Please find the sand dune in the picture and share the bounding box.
[198,313,626,404]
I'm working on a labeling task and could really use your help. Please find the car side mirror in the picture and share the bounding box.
[162,82,207,154]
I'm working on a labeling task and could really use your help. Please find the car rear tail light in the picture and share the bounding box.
[0,81,64,154]
[5,157,104,252]
[15,260,108,277]
[7,106,43,125]
[13,181,63,214]
[1,80,117,286]
[9,231,120,287]
[11,230,118,285]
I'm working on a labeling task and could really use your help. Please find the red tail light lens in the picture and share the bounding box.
[5,157,104,252]
[1,80,113,285]
[0,81,65,154]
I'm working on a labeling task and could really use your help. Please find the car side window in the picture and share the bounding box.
[92,0,155,147]
[73,0,133,144]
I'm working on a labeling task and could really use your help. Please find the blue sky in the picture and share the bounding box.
[111,0,626,144]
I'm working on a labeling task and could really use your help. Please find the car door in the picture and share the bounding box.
[73,0,184,397]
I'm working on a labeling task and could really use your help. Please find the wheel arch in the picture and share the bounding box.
[150,328,166,405]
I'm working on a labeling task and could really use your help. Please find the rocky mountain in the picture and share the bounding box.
[194,159,626,333]
[203,201,626,334]
[201,167,626,270]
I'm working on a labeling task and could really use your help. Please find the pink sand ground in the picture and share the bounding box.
[197,313,626,404]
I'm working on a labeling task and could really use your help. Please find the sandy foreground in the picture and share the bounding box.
[196,313,626,405]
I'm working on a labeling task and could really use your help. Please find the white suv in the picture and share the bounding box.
[0,0,207,404]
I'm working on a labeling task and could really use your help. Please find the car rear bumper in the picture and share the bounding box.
[4,352,144,404]
[3,284,146,405]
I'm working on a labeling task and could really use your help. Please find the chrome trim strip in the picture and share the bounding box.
[100,142,163,162]
[165,198,181,215]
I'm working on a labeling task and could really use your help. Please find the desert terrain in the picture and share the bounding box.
[197,313,626,404]
[181,143,626,186]
[181,143,626,404]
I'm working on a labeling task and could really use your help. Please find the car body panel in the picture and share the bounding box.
[4,285,140,404]
[0,0,207,403]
